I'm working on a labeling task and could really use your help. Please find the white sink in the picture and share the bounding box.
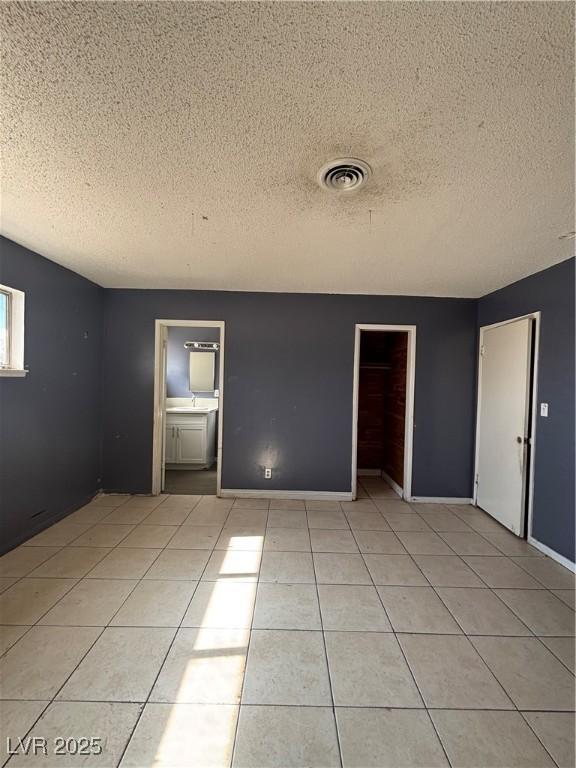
[166,405,218,414]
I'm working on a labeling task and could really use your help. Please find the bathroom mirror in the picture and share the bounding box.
[189,351,215,392]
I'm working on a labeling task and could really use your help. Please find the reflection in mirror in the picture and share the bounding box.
[189,351,215,392]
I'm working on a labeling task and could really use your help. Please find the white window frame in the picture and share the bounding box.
[0,283,27,377]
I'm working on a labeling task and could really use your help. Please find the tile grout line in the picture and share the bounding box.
[416,509,543,639]
[364,491,567,759]
[1,488,574,767]
[433,507,576,656]
[2,626,570,638]
[358,521,455,768]
[517,710,565,768]
[2,494,208,768]
[31,494,215,630]
[428,580,575,711]
[2,698,574,713]
[532,636,576,676]
[2,559,572,634]
[2,624,109,768]
[0,516,117,656]
[377,506,526,718]
[115,495,232,767]
[368,492,571,757]
[1,571,572,621]
[511,554,572,589]
[447,505,547,562]
[1,499,175,745]
[431,582,537,639]
[228,503,270,768]
[13,577,86,629]
[4,494,205,708]
[310,532,345,768]
[26,504,173,627]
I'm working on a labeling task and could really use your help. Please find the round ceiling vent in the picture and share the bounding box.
[318,158,371,192]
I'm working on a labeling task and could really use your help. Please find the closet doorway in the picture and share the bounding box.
[351,325,416,500]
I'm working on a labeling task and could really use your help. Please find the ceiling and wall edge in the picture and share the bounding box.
[2,234,574,302]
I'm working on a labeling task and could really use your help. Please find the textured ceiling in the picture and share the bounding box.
[0,1,574,296]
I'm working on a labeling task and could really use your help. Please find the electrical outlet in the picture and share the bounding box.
[264,468,272,479]
[540,403,549,417]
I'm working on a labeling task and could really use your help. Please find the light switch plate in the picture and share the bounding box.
[540,403,549,417]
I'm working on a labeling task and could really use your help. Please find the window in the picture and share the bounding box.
[0,289,9,367]
[0,284,26,377]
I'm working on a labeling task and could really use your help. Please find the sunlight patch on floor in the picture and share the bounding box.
[153,536,257,765]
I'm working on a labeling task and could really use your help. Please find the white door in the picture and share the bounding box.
[476,318,533,535]
[177,424,206,463]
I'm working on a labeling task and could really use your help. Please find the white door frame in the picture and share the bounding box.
[152,319,225,496]
[351,324,416,501]
[473,312,540,542]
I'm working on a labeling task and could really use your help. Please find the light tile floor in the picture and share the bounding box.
[0,481,574,767]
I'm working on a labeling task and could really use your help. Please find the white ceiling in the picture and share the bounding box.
[1,1,574,297]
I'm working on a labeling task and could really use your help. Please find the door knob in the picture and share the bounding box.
[516,436,522,444]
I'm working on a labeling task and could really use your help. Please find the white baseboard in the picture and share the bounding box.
[220,489,354,501]
[409,497,474,505]
[527,536,576,572]
[380,470,403,499]
[358,469,382,477]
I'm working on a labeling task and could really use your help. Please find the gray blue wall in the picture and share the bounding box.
[3,234,572,563]
[0,237,103,553]
[101,290,477,497]
[478,258,575,562]
[167,326,220,397]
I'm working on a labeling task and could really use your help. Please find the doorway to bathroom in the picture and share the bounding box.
[152,320,225,496]
[351,324,416,500]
